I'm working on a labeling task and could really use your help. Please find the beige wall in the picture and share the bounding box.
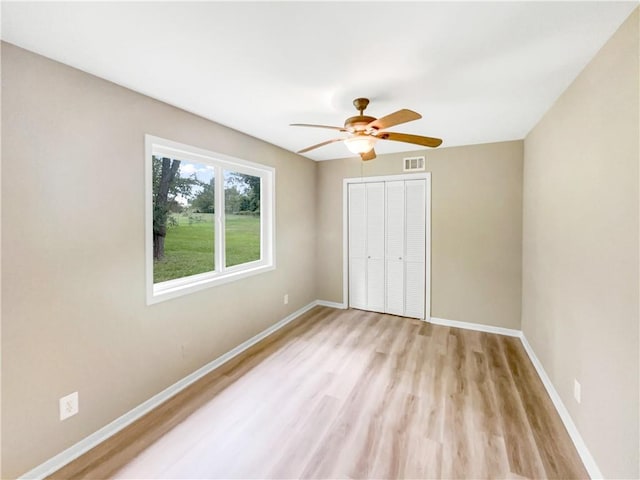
[4,8,639,476]
[522,9,639,478]
[317,141,524,329]
[1,43,317,478]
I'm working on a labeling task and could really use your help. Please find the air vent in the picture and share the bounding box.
[403,156,425,172]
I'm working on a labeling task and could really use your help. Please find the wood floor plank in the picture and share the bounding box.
[480,332,547,478]
[500,336,589,479]
[49,307,589,479]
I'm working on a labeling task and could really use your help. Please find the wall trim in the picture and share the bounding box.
[19,300,321,480]
[519,334,604,479]
[316,299,347,309]
[430,316,521,337]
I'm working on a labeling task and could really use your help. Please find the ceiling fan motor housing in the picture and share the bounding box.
[344,115,377,133]
[346,97,377,133]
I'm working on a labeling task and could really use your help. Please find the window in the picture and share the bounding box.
[146,135,275,304]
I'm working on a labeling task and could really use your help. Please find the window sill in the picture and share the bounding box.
[147,263,275,305]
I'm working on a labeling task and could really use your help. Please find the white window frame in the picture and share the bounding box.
[145,135,275,304]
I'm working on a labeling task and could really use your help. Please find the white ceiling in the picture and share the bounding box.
[2,1,637,161]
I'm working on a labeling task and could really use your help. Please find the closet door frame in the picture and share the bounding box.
[342,172,431,321]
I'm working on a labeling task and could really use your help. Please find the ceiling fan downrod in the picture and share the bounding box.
[353,97,370,116]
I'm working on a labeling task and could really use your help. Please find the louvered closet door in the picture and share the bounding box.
[348,178,427,319]
[348,184,367,310]
[365,182,385,313]
[385,181,405,316]
[404,179,426,319]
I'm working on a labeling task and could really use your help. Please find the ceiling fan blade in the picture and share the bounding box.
[377,131,442,148]
[367,109,421,131]
[297,138,344,154]
[290,123,347,132]
[360,149,376,161]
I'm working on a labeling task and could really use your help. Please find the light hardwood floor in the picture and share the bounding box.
[51,306,588,479]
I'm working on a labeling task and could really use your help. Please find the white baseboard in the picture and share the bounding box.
[19,301,321,480]
[21,306,603,480]
[315,299,347,309]
[430,316,521,337]
[430,316,602,478]
[519,334,603,479]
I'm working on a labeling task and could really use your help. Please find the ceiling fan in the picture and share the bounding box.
[291,97,442,161]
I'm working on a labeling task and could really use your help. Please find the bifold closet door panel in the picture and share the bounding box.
[366,183,385,259]
[366,182,385,313]
[386,261,404,315]
[405,262,425,318]
[349,258,367,310]
[405,180,426,263]
[367,259,385,312]
[348,183,367,309]
[385,181,405,316]
[404,179,426,319]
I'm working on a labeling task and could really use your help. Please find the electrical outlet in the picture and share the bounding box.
[574,379,581,404]
[284,294,289,305]
[59,391,79,421]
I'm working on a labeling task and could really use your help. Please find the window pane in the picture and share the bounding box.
[153,156,215,283]
[224,170,261,267]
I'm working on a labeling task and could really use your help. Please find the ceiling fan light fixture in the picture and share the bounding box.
[291,97,442,157]
[345,135,377,154]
